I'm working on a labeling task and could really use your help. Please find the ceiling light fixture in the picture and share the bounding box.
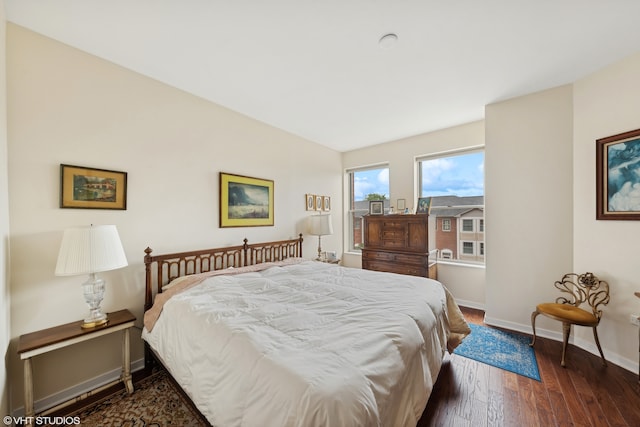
[379,33,398,49]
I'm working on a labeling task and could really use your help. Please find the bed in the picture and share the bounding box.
[142,235,470,427]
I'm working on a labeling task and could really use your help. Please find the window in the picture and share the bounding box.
[419,149,484,264]
[462,241,474,255]
[347,165,389,251]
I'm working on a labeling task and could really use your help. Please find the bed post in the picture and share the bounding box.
[143,247,155,372]
[298,233,303,257]
[242,238,249,267]
[144,247,154,312]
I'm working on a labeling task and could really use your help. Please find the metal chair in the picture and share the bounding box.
[530,272,610,367]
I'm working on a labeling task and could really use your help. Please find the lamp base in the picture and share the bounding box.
[81,273,108,329]
[81,317,109,329]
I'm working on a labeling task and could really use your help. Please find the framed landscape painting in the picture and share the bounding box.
[596,128,640,220]
[220,172,274,227]
[60,164,127,210]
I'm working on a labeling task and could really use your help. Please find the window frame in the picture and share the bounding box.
[461,241,475,255]
[346,164,390,252]
[417,147,485,265]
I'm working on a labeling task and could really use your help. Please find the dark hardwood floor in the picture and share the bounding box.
[418,307,640,427]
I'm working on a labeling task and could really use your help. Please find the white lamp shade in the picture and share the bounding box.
[308,214,333,236]
[55,225,128,276]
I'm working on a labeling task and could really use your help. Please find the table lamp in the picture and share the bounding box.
[55,224,128,328]
[307,214,333,261]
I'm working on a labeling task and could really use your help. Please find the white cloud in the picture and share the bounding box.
[609,181,640,211]
[377,168,389,186]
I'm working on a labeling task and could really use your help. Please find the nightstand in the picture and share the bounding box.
[17,309,136,421]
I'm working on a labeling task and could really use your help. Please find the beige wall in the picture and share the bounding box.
[1,0,11,418]
[6,24,342,412]
[484,85,574,331]
[486,54,640,372]
[573,52,640,370]
[341,121,487,306]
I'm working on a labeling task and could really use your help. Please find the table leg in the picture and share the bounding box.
[23,357,34,426]
[122,328,134,394]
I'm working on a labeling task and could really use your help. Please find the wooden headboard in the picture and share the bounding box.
[143,234,303,312]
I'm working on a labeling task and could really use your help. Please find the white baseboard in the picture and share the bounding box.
[13,358,145,417]
[484,315,638,376]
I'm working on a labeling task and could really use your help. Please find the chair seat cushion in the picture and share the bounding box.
[536,303,598,325]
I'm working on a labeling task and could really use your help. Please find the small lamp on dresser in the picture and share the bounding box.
[307,214,333,261]
[55,224,128,328]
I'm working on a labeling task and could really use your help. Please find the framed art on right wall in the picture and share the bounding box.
[596,128,640,220]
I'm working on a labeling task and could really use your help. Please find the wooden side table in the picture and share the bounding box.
[17,309,136,420]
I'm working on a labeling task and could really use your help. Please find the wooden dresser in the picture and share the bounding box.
[362,214,436,279]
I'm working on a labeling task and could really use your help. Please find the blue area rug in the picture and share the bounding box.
[454,323,541,381]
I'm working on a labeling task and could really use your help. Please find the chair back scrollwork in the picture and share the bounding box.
[553,272,610,321]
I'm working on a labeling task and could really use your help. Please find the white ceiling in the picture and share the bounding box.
[5,1,640,152]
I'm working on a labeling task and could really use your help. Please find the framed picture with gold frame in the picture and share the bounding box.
[305,194,315,211]
[60,164,127,210]
[220,172,274,227]
[322,196,331,212]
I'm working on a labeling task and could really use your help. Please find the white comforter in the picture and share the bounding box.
[142,260,469,427]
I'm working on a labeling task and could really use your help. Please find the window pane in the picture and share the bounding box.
[420,150,484,264]
[348,166,389,251]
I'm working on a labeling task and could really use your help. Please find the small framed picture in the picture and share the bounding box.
[369,200,384,215]
[322,196,331,211]
[305,194,315,211]
[397,199,406,211]
[60,164,127,210]
[315,195,323,211]
[416,197,432,214]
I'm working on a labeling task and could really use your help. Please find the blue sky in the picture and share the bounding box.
[420,152,484,197]
[353,152,484,200]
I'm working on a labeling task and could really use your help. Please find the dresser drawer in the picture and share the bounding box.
[363,259,427,277]
[362,250,394,262]
[393,252,428,267]
[362,250,427,266]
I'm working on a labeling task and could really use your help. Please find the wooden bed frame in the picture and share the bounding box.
[143,234,303,369]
